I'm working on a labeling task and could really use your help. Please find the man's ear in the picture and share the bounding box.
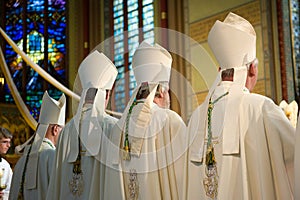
[248,64,256,77]
[105,90,110,100]
[52,125,59,136]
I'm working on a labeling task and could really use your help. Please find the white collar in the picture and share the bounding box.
[219,81,249,93]
[43,138,55,149]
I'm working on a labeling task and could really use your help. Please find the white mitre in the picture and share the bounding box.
[132,40,172,85]
[78,50,117,90]
[208,12,256,69]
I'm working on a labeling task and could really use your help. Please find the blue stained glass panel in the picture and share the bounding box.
[128,23,138,31]
[4,0,66,120]
[143,0,153,5]
[114,0,123,6]
[128,29,139,37]
[128,10,138,18]
[4,3,24,103]
[129,81,136,90]
[143,24,154,32]
[115,92,125,99]
[292,0,300,98]
[144,30,154,41]
[47,0,66,101]
[115,34,124,42]
[114,10,124,18]
[117,66,125,74]
[143,16,154,25]
[128,3,138,12]
[128,0,138,6]
[117,72,125,80]
[114,16,124,25]
[128,36,139,45]
[142,4,153,13]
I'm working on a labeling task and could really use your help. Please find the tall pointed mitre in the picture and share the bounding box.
[38,91,66,125]
[190,12,257,162]
[132,40,172,85]
[208,12,256,69]
[68,50,118,161]
[78,50,118,90]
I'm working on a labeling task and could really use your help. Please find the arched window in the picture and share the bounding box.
[110,0,154,112]
[3,0,67,119]
[291,0,300,99]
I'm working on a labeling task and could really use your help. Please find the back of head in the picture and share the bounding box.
[208,12,256,70]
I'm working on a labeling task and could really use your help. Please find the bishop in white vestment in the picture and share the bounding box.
[46,50,118,200]
[104,41,187,200]
[9,91,66,200]
[186,12,295,200]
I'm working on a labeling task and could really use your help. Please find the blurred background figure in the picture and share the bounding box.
[0,127,13,200]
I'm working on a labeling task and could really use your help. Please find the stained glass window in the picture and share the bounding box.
[291,0,300,99]
[112,0,154,112]
[4,0,67,119]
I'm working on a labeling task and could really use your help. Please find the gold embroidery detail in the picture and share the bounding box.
[128,169,139,200]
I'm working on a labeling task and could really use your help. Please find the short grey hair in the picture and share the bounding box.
[221,68,234,80]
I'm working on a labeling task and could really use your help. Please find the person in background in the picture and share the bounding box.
[0,127,13,200]
[186,12,295,199]
[9,91,66,200]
